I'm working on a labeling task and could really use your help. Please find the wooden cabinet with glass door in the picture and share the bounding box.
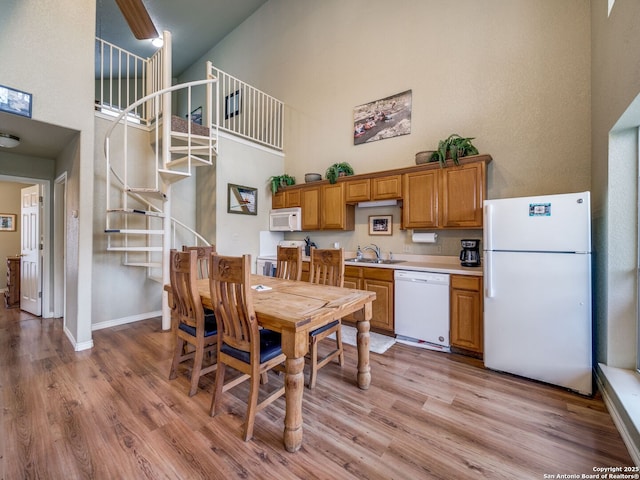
[4,256,20,308]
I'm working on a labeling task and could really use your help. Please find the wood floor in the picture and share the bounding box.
[0,305,633,480]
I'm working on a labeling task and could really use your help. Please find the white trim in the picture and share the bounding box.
[92,311,163,331]
[596,364,640,466]
[64,324,94,351]
[54,172,67,320]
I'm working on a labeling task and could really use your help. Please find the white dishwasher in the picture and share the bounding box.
[394,270,450,350]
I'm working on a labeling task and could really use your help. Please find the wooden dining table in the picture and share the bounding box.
[177,274,376,452]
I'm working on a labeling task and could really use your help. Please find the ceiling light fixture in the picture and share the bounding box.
[0,133,20,148]
[151,36,163,48]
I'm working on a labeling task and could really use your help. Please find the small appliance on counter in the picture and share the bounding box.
[460,239,481,267]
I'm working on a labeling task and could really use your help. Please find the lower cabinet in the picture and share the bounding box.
[344,266,394,334]
[450,275,483,357]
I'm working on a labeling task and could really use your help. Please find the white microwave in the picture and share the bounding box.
[269,207,302,231]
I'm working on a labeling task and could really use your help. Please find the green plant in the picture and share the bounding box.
[429,134,479,167]
[325,162,354,184]
[269,174,296,194]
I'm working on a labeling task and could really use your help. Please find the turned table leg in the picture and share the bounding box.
[283,356,305,452]
[356,318,371,390]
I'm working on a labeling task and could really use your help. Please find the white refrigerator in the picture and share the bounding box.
[483,191,593,395]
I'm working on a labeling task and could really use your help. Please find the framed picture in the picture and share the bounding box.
[225,89,241,119]
[353,89,412,145]
[0,213,17,232]
[227,183,257,215]
[187,106,202,125]
[0,84,32,118]
[369,215,392,236]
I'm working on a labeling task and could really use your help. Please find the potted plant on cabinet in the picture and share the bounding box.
[325,162,354,184]
[429,134,479,167]
[269,174,296,194]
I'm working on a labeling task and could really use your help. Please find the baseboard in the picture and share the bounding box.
[596,364,640,466]
[91,310,162,331]
[63,324,94,352]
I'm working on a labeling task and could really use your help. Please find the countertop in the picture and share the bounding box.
[257,253,482,277]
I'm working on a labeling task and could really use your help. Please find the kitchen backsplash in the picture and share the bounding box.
[283,206,482,258]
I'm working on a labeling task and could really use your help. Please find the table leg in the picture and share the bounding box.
[283,356,305,452]
[356,319,371,390]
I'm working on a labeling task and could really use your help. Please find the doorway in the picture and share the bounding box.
[0,175,51,318]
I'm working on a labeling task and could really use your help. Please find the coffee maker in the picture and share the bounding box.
[460,239,481,267]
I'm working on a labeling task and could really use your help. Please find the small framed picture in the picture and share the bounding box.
[0,213,17,232]
[225,90,241,119]
[227,183,257,215]
[369,215,392,236]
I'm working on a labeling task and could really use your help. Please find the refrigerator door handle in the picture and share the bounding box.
[485,250,494,298]
[484,203,493,251]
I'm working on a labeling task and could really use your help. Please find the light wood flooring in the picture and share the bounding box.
[0,304,633,479]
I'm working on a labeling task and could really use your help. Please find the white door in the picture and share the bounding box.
[21,184,41,316]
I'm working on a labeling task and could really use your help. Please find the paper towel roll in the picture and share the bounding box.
[411,232,438,243]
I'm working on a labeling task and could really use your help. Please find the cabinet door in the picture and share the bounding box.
[363,278,394,333]
[321,183,354,230]
[272,191,285,209]
[345,179,371,203]
[440,162,485,227]
[372,175,402,200]
[301,186,321,230]
[402,170,438,228]
[286,188,301,207]
[450,276,483,353]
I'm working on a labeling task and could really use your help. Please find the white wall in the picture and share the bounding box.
[182,0,591,257]
[0,0,95,347]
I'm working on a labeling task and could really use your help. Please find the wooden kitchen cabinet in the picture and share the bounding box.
[321,183,354,230]
[371,174,402,200]
[402,161,486,229]
[344,265,394,334]
[450,275,483,357]
[301,185,321,230]
[271,187,301,209]
[344,178,371,203]
[5,256,20,309]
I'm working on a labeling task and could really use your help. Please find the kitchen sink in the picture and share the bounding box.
[345,258,406,264]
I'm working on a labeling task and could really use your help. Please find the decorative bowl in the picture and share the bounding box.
[305,173,322,183]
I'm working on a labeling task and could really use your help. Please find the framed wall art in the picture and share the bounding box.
[0,213,17,232]
[369,215,392,236]
[225,89,241,119]
[353,89,412,145]
[227,183,257,215]
[0,84,32,118]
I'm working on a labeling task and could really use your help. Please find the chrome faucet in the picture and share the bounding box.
[362,244,381,261]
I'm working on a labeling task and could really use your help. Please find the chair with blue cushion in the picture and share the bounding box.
[307,247,345,389]
[182,245,217,318]
[168,249,218,396]
[208,253,286,441]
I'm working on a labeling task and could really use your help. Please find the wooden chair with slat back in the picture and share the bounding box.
[182,245,216,279]
[275,245,303,281]
[209,253,286,441]
[307,247,345,389]
[168,249,218,396]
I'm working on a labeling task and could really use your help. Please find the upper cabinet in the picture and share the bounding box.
[272,155,491,231]
[402,159,487,229]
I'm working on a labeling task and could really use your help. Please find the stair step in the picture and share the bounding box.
[123,262,162,269]
[165,155,213,169]
[158,169,191,183]
[170,131,213,144]
[106,246,163,252]
[107,208,165,218]
[126,187,167,200]
[105,229,164,235]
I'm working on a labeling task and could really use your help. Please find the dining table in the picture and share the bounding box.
[170,274,376,452]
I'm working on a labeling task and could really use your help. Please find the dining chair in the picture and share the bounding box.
[208,253,286,441]
[275,245,303,281]
[182,245,216,280]
[168,249,218,397]
[307,246,345,389]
